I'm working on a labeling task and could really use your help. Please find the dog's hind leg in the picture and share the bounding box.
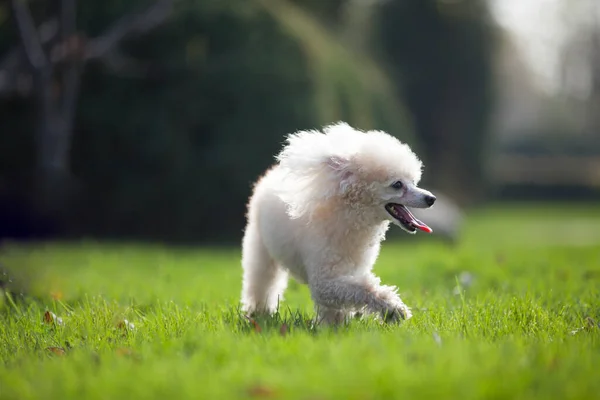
[241,224,288,315]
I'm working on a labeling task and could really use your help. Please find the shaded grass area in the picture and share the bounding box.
[1,204,599,399]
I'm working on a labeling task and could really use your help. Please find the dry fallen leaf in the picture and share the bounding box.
[116,319,135,331]
[584,316,598,329]
[46,347,66,356]
[247,385,276,398]
[246,317,262,333]
[43,311,64,326]
[115,347,142,362]
[43,311,53,323]
[116,347,134,357]
[279,323,289,337]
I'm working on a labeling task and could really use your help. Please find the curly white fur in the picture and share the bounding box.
[240,122,433,325]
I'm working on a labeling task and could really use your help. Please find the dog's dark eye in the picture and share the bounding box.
[391,181,403,190]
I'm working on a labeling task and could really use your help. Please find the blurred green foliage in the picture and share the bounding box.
[0,0,495,242]
[374,0,497,198]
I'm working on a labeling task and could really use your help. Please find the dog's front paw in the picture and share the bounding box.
[381,303,412,323]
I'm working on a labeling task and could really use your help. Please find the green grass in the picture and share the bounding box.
[1,203,599,400]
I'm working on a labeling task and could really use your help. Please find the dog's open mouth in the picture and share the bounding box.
[385,204,432,234]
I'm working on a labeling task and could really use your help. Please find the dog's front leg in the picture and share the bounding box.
[309,274,412,324]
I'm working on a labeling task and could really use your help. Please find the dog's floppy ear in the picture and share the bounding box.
[326,155,348,171]
[325,155,354,191]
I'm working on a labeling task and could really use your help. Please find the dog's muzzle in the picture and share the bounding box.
[385,203,432,234]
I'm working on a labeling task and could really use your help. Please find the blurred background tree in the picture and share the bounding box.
[374,0,496,202]
[0,0,598,244]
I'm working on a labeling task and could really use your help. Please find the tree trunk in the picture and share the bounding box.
[7,0,172,219]
[32,69,75,216]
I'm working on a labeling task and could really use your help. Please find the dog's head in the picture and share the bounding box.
[276,122,435,234]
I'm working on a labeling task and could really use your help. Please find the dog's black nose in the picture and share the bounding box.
[425,195,436,207]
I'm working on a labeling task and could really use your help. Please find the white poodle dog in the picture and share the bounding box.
[240,122,436,324]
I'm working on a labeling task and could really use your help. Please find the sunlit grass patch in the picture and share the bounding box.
[0,204,599,399]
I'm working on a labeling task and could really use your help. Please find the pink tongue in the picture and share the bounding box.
[412,219,432,233]
[398,205,433,233]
